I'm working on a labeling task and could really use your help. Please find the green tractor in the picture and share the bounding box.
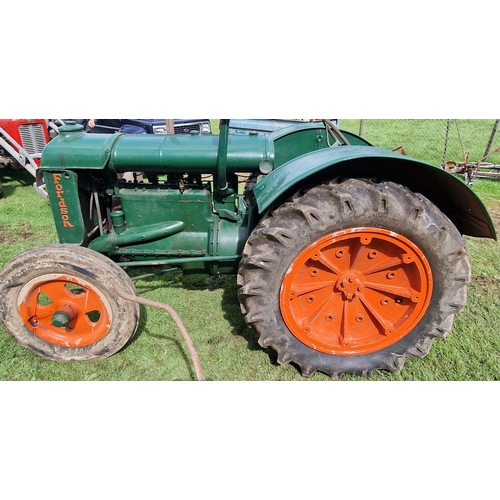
[0,119,495,378]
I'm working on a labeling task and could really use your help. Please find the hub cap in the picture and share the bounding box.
[280,228,433,355]
[18,274,112,347]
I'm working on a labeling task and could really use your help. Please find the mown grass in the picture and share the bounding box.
[1,120,499,381]
[340,119,500,167]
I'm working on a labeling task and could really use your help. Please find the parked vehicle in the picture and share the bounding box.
[0,119,212,197]
[229,119,338,135]
[0,119,53,196]
[73,118,212,135]
[0,119,495,378]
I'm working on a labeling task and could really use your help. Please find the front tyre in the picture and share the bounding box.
[237,178,471,378]
[0,245,140,361]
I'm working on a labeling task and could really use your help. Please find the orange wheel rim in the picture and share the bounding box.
[18,274,112,347]
[280,228,433,355]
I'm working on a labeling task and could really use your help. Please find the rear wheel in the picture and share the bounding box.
[0,245,140,361]
[238,178,471,378]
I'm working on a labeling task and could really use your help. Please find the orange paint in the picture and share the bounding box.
[280,228,433,355]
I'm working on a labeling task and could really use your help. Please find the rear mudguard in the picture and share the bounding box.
[253,146,496,240]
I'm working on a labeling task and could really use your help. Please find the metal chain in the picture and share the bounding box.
[441,119,450,167]
[483,119,500,160]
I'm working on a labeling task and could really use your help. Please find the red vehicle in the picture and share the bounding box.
[0,118,54,197]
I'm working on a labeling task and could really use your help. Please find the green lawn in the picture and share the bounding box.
[340,119,500,167]
[1,120,499,380]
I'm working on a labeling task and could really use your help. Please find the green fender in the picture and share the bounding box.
[253,145,496,240]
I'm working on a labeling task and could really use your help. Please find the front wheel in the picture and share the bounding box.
[0,245,140,361]
[238,178,471,378]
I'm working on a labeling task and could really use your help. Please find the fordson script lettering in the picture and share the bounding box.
[52,173,74,228]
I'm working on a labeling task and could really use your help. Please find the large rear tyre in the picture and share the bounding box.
[0,245,140,361]
[237,178,471,378]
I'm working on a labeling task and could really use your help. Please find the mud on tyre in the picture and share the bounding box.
[0,245,140,361]
[237,178,471,378]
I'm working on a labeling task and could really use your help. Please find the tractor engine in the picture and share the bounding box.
[40,121,275,277]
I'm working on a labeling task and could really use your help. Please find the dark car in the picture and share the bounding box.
[72,118,212,135]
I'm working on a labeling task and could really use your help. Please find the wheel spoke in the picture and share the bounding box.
[359,255,404,275]
[316,253,344,276]
[340,298,350,346]
[300,292,339,330]
[66,287,106,312]
[358,295,396,336]
[290,280,336,297]
[30,303,56,321]
[348,236,365,270]
[364,281,419,300]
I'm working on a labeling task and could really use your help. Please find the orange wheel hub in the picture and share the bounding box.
[280,228,433,355]
[18,274,112,347]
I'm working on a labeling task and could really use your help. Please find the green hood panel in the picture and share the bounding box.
[41,125,121,170]
[41,123,274,174]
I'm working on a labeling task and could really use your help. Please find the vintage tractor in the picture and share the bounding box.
[0,118,54,197]
[0,119,496,378]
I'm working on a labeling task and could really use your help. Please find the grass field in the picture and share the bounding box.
[1,120,499,381]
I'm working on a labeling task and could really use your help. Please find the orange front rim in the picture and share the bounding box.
[18,274,112,347]
[280,228,433,355]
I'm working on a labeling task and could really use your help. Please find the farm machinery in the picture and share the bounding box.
[0,119,496,378]
[0,118,212,198]
[0,118,55,197]
[442,119,500,184]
